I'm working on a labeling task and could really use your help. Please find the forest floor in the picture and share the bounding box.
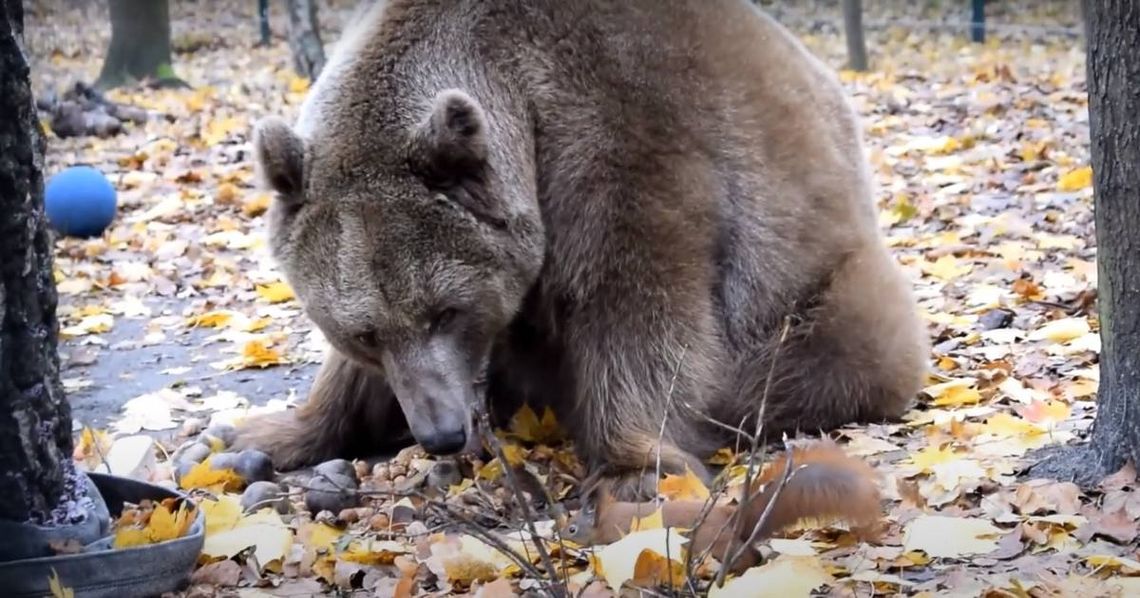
[25,1,1140,597]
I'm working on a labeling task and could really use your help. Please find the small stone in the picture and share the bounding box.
[241,481,290,514]
[979,308,1015,330]
[393,474,407,486]
[176,442,212,466]
[368,512,391,531]
[338,508,359,523]
[103,435,157,480]
[305,473,360,513]
[354,507,375,521]
[180,417,207,438]
[314,509,338,526]
[405,520,429,537]
[196,433,226,452]
[174,460,196,484]
[207,451,242,473]
[203,423,237,447]
[388,462,407,478]
[353,460,370,480]
[236,449,275,483]
[427,459,462,489]
[371,463,391,480]
[394,445,425,464]
[314,459,357,482]
[150,463,173,482]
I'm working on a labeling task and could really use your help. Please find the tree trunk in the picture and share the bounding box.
[95,0,186,90]
[1030,0,1140,486]
[0,0,78,524]
[287,0,326,80]
[842,0,868,71]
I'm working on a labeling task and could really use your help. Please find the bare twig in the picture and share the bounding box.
[721,440,798,577]
[475,404,569,597]
[713,316,793,588]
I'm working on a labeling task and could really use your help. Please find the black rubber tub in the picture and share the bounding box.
[0,472,204,598]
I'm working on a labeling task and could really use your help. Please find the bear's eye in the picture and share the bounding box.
[356,331,379,348]
[430,308,460,333]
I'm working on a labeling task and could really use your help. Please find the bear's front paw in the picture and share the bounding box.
[229,411,328,472]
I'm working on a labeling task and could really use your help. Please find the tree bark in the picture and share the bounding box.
[0,0,77,524]
[95,0,186,90]
[842,0,868,71]
[1030,0,1140,486]
[287,0,326,80]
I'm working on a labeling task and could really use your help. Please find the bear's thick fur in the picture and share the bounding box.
[235,0,929,497]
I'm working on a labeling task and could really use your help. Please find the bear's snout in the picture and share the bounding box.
[419,427,468,455]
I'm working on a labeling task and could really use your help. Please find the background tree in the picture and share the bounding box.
[0,0,80,524]
[1031,0,1140,485]
[287,0,325,80]
[95,0,186,90]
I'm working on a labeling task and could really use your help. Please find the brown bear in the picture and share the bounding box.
[234,0,929,498]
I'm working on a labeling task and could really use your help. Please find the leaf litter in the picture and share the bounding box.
[25,0,1140,596]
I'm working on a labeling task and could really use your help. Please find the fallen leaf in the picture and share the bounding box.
[594,528,688,592]
[1057,165,1092,191]
[707,555,834,598]
[658,467,711,501]
[180,460,245,492]
[255,282,296,304]
[902,515,1003,558]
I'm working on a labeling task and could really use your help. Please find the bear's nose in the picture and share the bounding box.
[420,428,467,455]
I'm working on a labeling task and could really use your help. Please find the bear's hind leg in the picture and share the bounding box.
[231,349,410,471]
[728,248,929,438]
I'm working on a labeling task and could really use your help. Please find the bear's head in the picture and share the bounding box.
[251,89,543,456]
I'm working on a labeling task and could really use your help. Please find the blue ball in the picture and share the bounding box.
[44,165,118,238]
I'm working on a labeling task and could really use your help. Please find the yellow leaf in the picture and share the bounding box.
[113,500,195,548]
[215,182,240,204]
[706,447,736,465]
[631,548,685,589]
[288,75,311,93]
[508,404,564,444]
[202,508,293,569]
[148,499,196,542]
[256,282,296,304]
[499,442,527,467]
[931,385,982,408]
[242,193,271,217]
[301,521,345,553]
[1028,317,1090,343]
[904,516,1002,559]
[1016,399,1071,426]
[630,506,665,533]
[244,316,272,332]
[72,426,112,468]
[48,568,75,598]
[1057,166,1093,191]
[922,255,973,282]
[477,458,505,482]
[978,412,1045,438]
[594,528,688,591]
[905,445,960,473]
[241,339,286,368]
[658,467,711,501]
[201,494,243,536]
[708,555,835,598]
[186,310,235,329]
[179,460,245,492]
[112,527,150,549]
[1086,554,1140,574]
[341,540,410,565]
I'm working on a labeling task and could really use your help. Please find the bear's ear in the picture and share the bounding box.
[411,89,489,185]
[253,116,305,201]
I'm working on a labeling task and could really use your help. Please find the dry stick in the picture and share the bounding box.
[647,343,690,592]
[721,440,798,577]
[422,499,548,582]
[475,406,568,597]
[713,316,793,588]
